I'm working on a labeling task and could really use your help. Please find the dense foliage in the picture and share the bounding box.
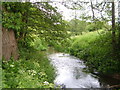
[2,2,69,88]
[2,2,69,48]
[66,19,87,35]
[2,49,55,88]
[69,30,120,74]
[66,19,109,36]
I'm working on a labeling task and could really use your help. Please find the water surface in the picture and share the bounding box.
[49,53,108,88]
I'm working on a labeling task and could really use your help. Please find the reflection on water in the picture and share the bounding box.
[49,53,108,88]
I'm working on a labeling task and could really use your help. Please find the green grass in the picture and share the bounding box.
[0,67,2,89]
[71,31,100,48]
[2,49,55,88]
[70,30,120,74]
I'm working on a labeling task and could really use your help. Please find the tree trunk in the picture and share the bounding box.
[111,1,116,58]
[2,28,19,60]
[0,1,2,61]
[90,0,95,21]
[118,1,120,48]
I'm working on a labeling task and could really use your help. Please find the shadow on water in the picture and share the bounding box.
[48,53,120,88]
[97,74,120,87]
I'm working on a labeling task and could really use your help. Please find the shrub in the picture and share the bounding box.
[70,30,120,74]
[2,50,55,88]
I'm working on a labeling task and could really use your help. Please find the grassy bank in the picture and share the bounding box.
[70,30,120,74]
[2,47,55,88]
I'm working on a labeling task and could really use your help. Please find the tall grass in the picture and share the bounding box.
[2,39,55,88]
[70,30,120,74]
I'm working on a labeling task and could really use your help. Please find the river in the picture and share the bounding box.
[48,52,119,88]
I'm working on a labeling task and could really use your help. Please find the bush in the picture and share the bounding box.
[86,22,106,32]
[31,38,48,51]
[50,39,71,53]
[2,49,55,88]
[70,30,120,74]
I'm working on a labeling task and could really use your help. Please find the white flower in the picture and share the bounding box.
[32,70,37,74]
[43,81,49,85]
[10,65,14,67]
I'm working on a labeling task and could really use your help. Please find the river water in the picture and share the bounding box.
[49,53,109,88]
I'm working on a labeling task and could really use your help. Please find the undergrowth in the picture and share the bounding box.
[2,48,55,88]
[70,30,120,74]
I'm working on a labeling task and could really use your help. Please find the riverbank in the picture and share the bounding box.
[48,52,120,88]
[2,48,55,88]
[69,30,120,73]
[68,30,120,87]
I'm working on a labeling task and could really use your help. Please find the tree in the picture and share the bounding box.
[111,1,117,58]
[2,2,69,60]
[67,19,87,35]
[0,1,2,60]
